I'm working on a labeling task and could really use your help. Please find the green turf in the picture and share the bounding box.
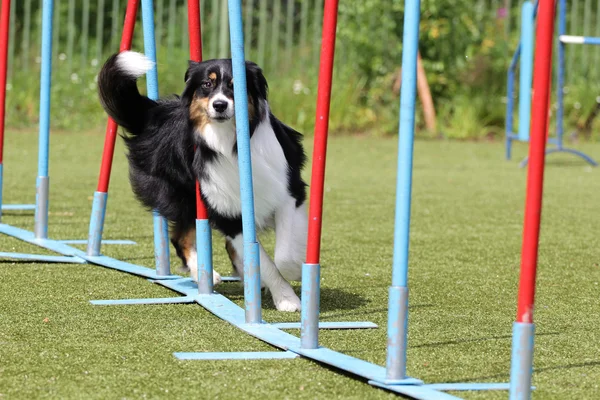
[0,130,599,399]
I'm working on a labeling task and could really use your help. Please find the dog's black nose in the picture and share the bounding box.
[213,100,228,113]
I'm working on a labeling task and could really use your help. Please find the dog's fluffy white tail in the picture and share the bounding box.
[115,51,155,78]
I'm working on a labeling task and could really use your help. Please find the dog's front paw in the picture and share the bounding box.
[273,292,301,312]
[213,270,222,286]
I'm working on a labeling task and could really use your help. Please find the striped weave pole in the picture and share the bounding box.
[87,0,140,257]
[510,0,555,398]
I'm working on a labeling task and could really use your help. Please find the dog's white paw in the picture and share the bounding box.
[273,292,301,312]
[213,270,222,286]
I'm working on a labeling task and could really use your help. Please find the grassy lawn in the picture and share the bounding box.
[0,130,599,399]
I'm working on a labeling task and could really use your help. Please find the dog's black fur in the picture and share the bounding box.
[97,53,306,266]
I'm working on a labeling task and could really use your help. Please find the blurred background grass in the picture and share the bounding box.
[5,0,600,141]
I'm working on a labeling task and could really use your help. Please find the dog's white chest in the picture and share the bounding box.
[200,121,289,228]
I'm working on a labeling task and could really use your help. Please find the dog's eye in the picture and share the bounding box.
[201,81,212,89]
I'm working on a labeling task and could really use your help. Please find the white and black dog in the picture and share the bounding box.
[97,51,307,311]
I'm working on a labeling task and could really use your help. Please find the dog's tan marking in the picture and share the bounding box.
[209,72,217,81]
[189,95,210,132]
[171,225,195,266]
[179,228,195,261]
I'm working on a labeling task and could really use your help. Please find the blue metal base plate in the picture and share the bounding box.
[90,296,196,306]
[174,351,299,360]
[1,204,35,211]
[272,321,377,330]
[0,251,85,263]
[220,275,241,282]
[58,239,137,245]
[369,380,462,399]
[0,224,180,280]
[423,383,515,391]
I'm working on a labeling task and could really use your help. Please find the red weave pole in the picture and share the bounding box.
[97,0,140,193]
[305,0,339,265]
[188,0,203,62]
[516,0,555,324]
[188,0,209,220]
[0,0,11,164]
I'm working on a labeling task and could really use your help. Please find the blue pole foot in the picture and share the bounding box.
[509,322,535,400]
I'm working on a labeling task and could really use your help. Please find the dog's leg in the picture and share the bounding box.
[173,224,222,285]
[274,199,307,281]
[228,234,300,312]
[225,237,243,279]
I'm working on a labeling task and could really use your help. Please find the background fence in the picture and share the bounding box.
[3,0,600,140]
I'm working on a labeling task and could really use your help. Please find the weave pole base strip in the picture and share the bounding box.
[58,239,137,245]
[90,296,196,306]
[273,322,377,330]
[154,279,433,389]
[0,223,179,280]
[220,276,241,282]
[519,147,598,167]
[424,383,524,391]
[174,351,300,360]
[1,204,35,211]
[0,223,85,256]
[0,251,85,263]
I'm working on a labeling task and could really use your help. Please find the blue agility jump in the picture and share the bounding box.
[506,0,597,167]
[0,0,554,399]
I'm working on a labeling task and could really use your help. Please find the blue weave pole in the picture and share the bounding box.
[385,0,420,382]
[505,44,518,160]
[228,0,262,324]
[518,1,534,142]
[141,0,171,276]
[557,0,566,146]
[34,0,54,239]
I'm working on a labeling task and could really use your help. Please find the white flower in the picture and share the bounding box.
[58,53,67,61]
[293,80,304,95]
[91,58,98,67]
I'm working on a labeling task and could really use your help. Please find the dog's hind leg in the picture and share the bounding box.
[228,234,300,312]
[225,237,243,280]
[274,198,307,281]
[172,223,222,285]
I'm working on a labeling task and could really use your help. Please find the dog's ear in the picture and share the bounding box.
[245,61,268,100]
[182,61,202,106]
[181,79,197,107]
[184,60,201,83]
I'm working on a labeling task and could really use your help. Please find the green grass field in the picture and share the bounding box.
[0,130,598,399]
